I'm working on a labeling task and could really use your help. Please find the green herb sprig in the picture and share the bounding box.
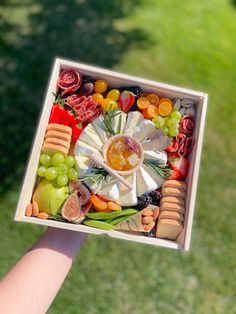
[98,107,123,135]
[143,160,171,179]
[80,167,108,185]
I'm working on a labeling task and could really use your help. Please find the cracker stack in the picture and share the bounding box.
[156,180,186,240]
[42,123,72,156]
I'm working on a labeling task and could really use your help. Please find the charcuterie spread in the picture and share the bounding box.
[25,68,197,241]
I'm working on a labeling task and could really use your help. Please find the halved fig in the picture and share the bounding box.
[73,200,93,224]
[61,193,81,222]
[69,180,91,205]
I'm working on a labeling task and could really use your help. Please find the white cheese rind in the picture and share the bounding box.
[136,166,158,197]
[123,111,144,136]
[141,164,164,188]
[78,124,103,151]
[112,111,127,134]
[74,140,101,156]
[143,151,167,165]
[132,119,156,142]
[116,172,138,206]
[92,116,108,143]
[97,180,119,200]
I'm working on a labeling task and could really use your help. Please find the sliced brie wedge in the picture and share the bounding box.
[78,124,103,151]
[92,115,108,143]
[123,111,144,136]
[136,166,157,197]
[112,111,127,134]
[143,151,167,165]
[116,172,138,206]
[132,119,156,142]
[141,164,164,188]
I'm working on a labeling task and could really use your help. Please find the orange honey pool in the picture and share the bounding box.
[106,137,141,171]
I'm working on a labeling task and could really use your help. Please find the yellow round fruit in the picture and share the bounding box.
[101,98,118,111]
[94,79,108,93]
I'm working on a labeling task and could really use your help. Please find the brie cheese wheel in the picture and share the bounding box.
[143,151,167,165]
[132,119,156,142]
[123,111,144,135]
[92,116,108,143]
[116,172,138,206]
[112,111,127,134]
[136,166,158,197]
[142,164,164,188]
[78,124,103,151]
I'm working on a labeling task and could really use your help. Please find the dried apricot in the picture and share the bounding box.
[107,202,122,211]
[90,195,108,212]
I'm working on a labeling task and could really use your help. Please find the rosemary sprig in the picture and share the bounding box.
[98,107,123,135]
[143,160,171,179]
[80,167,108,185]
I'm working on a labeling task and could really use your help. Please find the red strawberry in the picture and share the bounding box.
[167,169,182,180]
[119,91,135,112]
[169,156,189,179]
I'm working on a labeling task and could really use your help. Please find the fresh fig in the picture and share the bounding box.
[69,180,91,205]
[61,192,81,222]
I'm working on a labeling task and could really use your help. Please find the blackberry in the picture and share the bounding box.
[120,86,142,97]
[148,189,162,206]
[144,229,156,237]
[82,75,95,84]
[137,194,153,210]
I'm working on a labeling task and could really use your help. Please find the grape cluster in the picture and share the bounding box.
[37,153,78,186]
[152,110,181,137]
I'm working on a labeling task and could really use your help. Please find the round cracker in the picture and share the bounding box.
[47,123,72,135]
[162,187,186,199]
[160,196,185,206]
[160,202,185,213]
[42,142,68,156]
[162,180,187,190]
[44,138,70,150]
[159,210,184,222]
[45,130,71,142]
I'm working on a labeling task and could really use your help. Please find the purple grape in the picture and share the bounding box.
[80,83,94,96]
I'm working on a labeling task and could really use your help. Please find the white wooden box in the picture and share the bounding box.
[15,57,208,251]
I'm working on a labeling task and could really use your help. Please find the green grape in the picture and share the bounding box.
[168,126,179,137]
[65,156,75,168]
[163,117,170,127]
[45,167,58,180]
[167,118,179,128]
[170,110,181,121]
[39,154,51,167]
[162,127,169,135]
[52,152,65,167]
[37,166,46,177]
[57,175,69,187]
[56,163,68,175]
[68,168,78,180]
[154,116,164,128]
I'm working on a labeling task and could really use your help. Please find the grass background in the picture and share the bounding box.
[0,0,236,313]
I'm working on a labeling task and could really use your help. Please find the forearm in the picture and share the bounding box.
[0,228,86,314]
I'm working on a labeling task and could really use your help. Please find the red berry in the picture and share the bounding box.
[119,91,135,112]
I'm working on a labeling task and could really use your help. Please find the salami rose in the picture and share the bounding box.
[58,69,81,96]
[180,115,195,137]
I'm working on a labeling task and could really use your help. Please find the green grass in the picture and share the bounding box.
[1,0,236,313]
